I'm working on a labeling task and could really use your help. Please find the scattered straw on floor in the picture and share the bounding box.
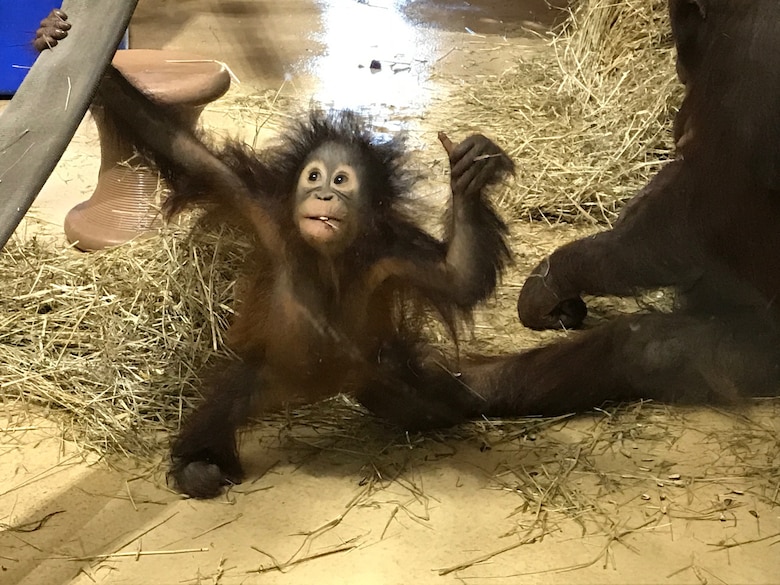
[0,4,776,542]
[0,226,247,457]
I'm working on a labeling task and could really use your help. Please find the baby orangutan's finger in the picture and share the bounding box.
[438,131,454,156]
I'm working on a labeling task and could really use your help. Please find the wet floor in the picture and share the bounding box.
[10,3,777,585]
[130,0,567,110]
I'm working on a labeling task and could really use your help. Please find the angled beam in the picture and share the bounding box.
[0,0,138,249]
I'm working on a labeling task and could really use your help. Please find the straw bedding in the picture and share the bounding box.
[429,0,679,223]
[0,0,693,457]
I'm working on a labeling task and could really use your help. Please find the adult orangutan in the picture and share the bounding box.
[500,0,780,413]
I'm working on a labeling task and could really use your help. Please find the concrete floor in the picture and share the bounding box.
[1,1,779,585]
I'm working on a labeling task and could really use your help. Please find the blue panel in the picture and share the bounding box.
[0,3,129,95]
[0,2,53,95]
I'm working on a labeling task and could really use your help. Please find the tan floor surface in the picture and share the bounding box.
[1,1,778,584]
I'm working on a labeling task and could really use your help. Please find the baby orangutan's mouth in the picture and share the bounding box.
[311,216,340,230]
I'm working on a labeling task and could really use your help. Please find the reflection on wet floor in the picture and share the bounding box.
[131,0,566,116]
[302,0,567,123]
[307,0,440,113]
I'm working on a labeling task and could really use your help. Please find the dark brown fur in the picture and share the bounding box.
[484,0,780,414]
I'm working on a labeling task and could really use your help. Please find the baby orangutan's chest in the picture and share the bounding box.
[257,275,376,380]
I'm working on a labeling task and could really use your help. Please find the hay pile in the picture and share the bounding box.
[0,228,245,456]
[432,0,679,222]
[0,0,678,456]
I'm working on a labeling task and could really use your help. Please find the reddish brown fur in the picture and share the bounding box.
[88,78,515,497]
[36,9,515,499]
